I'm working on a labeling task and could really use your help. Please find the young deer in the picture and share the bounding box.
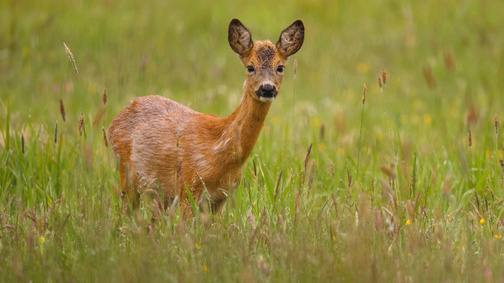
[108,19,304,214]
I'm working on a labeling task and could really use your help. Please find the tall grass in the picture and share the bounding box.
[1,0,504,281]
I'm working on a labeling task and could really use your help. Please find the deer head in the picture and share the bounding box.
[228,19,304,102]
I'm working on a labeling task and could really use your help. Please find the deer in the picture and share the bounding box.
[108,19,304,215]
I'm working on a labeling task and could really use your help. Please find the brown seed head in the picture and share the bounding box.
[465,104,479,126]
[102,127,108,148]
[494,114,499,135]
[362,84,367,104]
[382,68,387,85]
[102,88,107,106]
[444,51,454,71]
[59,99,66,121]
[422,66,436,89]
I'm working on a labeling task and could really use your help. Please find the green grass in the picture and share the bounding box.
[1,0,504,281]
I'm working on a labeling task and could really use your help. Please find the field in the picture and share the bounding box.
[1,0,504,281]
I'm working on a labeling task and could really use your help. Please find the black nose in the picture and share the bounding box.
[256,84,278,98]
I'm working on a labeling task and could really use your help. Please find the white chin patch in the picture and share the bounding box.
[259,96,275,102]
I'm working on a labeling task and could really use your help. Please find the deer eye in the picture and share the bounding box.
[246,66,255,73]
[276,65,285,73]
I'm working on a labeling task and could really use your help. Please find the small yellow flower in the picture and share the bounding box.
[479,218,485,224]
[39,236,45,244]
[310,118,320,128]
[332,235,337,241]
[423,114,432,125]
[495,235,502,239]
[406,220,411,226]
[195,244,199,249]
[356,62,369,74]
[204,265,208,272]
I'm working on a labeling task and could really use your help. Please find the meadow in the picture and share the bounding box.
[1,0,504,281]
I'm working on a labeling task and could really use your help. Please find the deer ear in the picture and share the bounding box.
[228,19,254,57]
[276,20,304,57]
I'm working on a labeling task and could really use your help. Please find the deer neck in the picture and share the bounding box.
[223,89,271,163]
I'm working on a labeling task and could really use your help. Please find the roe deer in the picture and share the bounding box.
[108,19,304,214]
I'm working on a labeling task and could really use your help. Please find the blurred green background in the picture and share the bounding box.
[1,0,504,281]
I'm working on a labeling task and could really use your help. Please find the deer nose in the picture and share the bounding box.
[256,84,278,98]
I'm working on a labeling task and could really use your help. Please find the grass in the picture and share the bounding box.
[1,0,504,281]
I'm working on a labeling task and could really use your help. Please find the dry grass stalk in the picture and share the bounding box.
[306,160,315,200]
[54,121,58,144]
[378,77,382,93]
[380,165,395,179]
[78,115,85,136]
[102,127,108,148]
[302,143,312,184]
[63,42,78,74]
[274,171,282,202]
[21,134,25,154]
[422,66,436,89]
[331,192,338,216]
[59,99,66,121]
[93,107,106,128]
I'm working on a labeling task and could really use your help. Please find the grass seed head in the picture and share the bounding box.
[494,114,499,135]
[102,127,108,148]
[444,50,454,71]
[362,84,367,104]
[381,68,387,85]
[378,77,382,93]
[59,99,66,121]
[102,88,107,106]
[21,134,25,154]
[63,42,78,74]
[422,66,436,89]
[54,121,58,143]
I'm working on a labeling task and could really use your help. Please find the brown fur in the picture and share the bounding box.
[108,19,304,214]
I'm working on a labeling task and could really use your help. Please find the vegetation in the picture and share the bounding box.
[1,0,504,281]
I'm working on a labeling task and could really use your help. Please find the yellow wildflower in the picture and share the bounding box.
[310,118,320,128]
[39,236,45,244]
[356,62,369,74]
[480,218,485,224]
[423,114,432,125]
[406,220,411,226]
